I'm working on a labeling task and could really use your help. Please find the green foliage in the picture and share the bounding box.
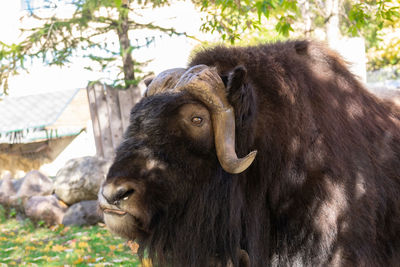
[198,0,400,43]
[367,17,400,71]
[0,0,186,94]
[0,214,140,266]
[344,1,400,39]
[198,0,400,72]
[197,0,298,43]
[9,208,17,218]
[0,205,7,223]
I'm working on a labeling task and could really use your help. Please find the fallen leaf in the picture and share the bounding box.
[78,241,89,248]
[58,200,68,208]
[52,244,67,252]
[127,241,139,254]
[60,226,71,235]
[73,257,84,264]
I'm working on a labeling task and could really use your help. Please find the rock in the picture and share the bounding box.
[0,176,17,206]
[13,177,25,192]
[54,156,111,205]
[24,195,68,225]
[1,170,12,180]
[9,170,53,210]
[62,200,103,226]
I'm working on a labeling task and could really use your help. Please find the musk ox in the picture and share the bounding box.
[98,40,400,266]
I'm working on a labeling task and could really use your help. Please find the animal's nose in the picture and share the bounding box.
[101,182,136,205]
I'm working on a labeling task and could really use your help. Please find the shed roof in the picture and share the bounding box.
[0,89,80,134]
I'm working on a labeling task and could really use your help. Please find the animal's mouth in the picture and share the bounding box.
[100,204,147,232]
[101,207,143,227]
[98,192,150,242]
[103,208,127,216]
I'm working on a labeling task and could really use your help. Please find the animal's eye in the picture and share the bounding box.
[191,116,203,125]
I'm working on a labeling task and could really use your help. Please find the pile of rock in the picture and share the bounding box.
[0,156,111,226]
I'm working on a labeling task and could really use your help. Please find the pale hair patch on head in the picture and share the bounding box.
[146,158,166,171]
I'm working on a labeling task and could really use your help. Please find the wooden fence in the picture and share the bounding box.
[86,83,141,160]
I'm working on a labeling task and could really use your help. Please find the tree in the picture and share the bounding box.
[197,0,400,46]
[367,16,400,72]
[0,0,191,95]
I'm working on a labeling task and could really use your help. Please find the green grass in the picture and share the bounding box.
[0,205,143,266]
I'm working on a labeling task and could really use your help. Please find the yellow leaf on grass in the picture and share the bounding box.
[73,257,84,264]
[15,237,24,243]
[0,237,7,241]
[109,245,116,251]
[75,249,85,255]
[78,241,89,248]
[117,243,124,251]
[25,246,36,251]
[51,244,67,252]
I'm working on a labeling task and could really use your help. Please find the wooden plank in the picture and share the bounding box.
[105,85,124,150]
[86,84,104,158]
[118,86,142,131]
[118,88,134,132]
[130,86,142,107]
[93,83,115,160]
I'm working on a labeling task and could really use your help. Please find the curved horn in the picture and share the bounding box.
[174,65,257,174]
[145,68,186,96]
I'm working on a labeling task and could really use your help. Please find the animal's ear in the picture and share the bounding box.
[227,66,247,95]
[224,65,256,131]
[144,77,154,87]
[294,40,309,55]
[143,76,154,97]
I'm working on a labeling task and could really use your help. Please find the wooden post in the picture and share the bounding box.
[105,85,124,150]
[86,83,141,160]
[118,88,134,132]
[86,84,104,158]
[93,83,115,160]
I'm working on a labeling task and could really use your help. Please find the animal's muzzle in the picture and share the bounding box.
[98,181,136,214]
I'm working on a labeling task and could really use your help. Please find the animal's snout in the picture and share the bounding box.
[101,182,136,206]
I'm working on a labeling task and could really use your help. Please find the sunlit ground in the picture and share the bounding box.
[0,206,143,266]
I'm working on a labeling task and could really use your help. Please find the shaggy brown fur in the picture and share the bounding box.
[104,40,400,266]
